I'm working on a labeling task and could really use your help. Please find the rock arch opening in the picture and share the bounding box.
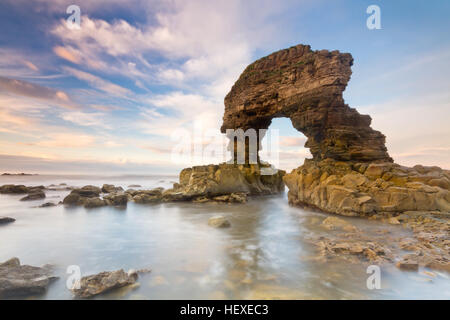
[265,117,311,172]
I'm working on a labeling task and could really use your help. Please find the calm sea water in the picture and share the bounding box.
[0,174,449,300]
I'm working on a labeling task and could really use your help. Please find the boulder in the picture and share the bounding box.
[0,217,15,225]
[101,184,124,193]
[0,257,58,298]
[133,194,162,204]
[0,184,29,194]
[104,193,128,206]
[63,186,102,206]
[72,185,101,198]
[71,269,138,298]
[63,193,82,205]
[84,197,107,209]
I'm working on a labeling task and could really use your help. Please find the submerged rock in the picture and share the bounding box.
[322,216,358,232]
[208,216,231,228]
[396,257,419,271]
[0,217,15,225]
[0,257,58,298]
[39,202,56,208]
[20,190,46,201]
[72,269,138,298]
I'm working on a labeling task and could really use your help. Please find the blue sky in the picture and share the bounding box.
[0,0,449,174]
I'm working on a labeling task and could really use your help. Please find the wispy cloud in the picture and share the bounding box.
[63,66,132,97]
[0,76,75,108]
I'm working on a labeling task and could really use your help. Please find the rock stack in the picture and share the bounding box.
[222,44,450,217]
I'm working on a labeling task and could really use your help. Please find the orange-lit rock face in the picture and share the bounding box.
[221,44,392,162]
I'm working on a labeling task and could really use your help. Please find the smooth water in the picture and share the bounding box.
[0,175,449,300]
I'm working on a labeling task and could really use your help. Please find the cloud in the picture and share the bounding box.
[280,136,306,147]
[0,76,75,108]
[63,67,132,97]
[24,61,39,71]
[60,111,110,128]
[34,133,96,148]
[53,46,81,64]
[49,1,295,95]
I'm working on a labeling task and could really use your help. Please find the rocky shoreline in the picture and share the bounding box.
[284,159,450,217]
[61,163,285,208]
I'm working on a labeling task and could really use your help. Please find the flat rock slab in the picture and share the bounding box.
[0,257,58,298]
[72,269,138,298]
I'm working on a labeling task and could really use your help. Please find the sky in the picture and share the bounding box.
[0,0,449,174]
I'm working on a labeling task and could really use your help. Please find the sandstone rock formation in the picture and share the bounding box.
[221,44,391,162]
[60,164,284,208]
[134,163,284,203]
[222,43,449,218]
[284,159,450,217]
[71,269,138,298]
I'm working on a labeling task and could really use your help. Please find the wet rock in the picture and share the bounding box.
[84,197,107,209]
[72,269,138,298]
[101,184,124,194]
[128,184,142,188]
[192,196,210,203]
[73,185,101,198]
[63,193,82,206]
[63,186,102,206]
[0,217,15,225]
[208,216,231,228]
[104,193,128,206]
[212,192,248,203]
[0,257,58,298]
[322,216,358,232]
[20,190,46,201]
[0,184,29,194]
[133,190,163,203]
[396,259,419,271]
[39,202,56,208]
[387,217,400,225]
[162,190,193,202]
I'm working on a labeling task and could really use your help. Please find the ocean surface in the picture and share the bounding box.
[0,174,449,300]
